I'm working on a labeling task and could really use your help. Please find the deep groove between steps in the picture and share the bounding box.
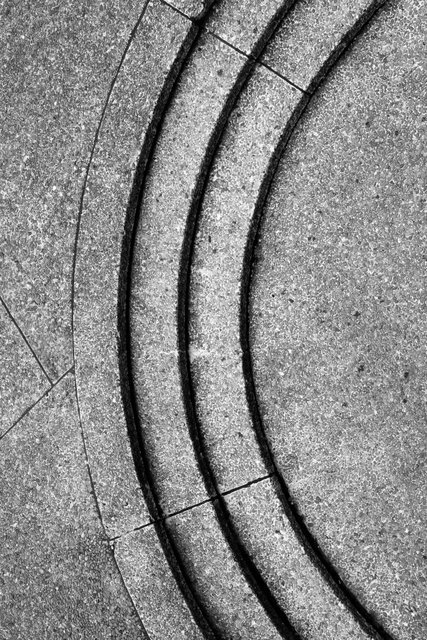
[119,6,218,639]
[240,2,395,640]
[177,2,302,639]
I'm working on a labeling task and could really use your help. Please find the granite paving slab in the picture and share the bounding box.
[0,298,50,438]
[0,373,146,640]
[74,0,196,539]
[0,0,143,380]
[251,0,427,637]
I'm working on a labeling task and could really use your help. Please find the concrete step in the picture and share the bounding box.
[75,0,403,638]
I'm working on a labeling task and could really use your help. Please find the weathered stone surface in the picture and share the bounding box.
[0,374,145,639]
[189,64,300,491]
[207,0,290,56]
[0,0,143,380]
[115,526,205,639]
[167,501,282,639]
[0,300,50,437]
[225,478,369,640]
[251,1,427,637]
[262,0,386,91]
[131,32,247,513]
[74,0,195,538]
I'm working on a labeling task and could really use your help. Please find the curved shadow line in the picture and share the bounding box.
[240,2,395,640]
[118,10,219,640]
[177,2,302,639]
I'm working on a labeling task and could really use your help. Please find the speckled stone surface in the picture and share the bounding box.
[0,0,143,380]
[166,0,215,19]
[130,32,247,514]
[0,300,50,437]
[0,374,145,639]
[224,478,369,640]
[74,0,195,538]
[115,526,204,639]
[251,0,427,637]
[167,500,281,639]
[189,65,300,491]
[207,0,290,55]
[262,0,386,91]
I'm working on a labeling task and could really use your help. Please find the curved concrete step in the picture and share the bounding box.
[73,1,211,637]
[188,2,391,639]
[129,1,298,637]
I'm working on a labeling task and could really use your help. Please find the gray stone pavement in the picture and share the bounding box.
[0,0,425,638]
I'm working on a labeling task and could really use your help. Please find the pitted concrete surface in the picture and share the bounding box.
[1,0,425,638]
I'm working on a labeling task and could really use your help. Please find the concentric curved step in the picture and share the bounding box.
[187,2,391,639]
[73,0,424,637]
[128,2,299,637]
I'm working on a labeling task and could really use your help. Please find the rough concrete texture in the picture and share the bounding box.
[167,500,281,639]
[2,0,426,636]
[0,299,50,437]
[74,0,195,539]
[0,374,145,639]
[262,0,385,91]
[207,0,290,55]
[251,0,427,637]
[0,0,143,380]
[115,526,205,639]
[131,33,247,513]
[224,478,369,640]
[166,0,215,19]
[190,65,301,490]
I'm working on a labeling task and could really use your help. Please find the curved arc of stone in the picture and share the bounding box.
[173,4,306,639]
[240,3,395,640]
[125,2,302,638]
[116,8,227,639]
[73,2,220,638]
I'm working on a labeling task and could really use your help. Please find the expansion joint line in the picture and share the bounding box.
[0,294,53,385]
[0,366,74,442]
[159,0,308,94]
[109,473,276,542]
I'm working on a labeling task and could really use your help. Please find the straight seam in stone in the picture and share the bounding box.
[207,29,307,93]
[109,473,275,542]
[0,295,54,385]
[260,60,308,94]
[0,365,74,442]
[159,0,195,22]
